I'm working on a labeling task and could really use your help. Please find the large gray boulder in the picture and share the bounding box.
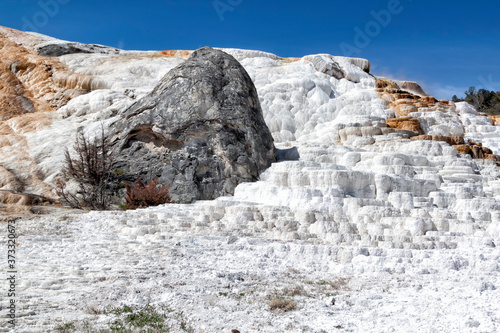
[111,47,277,203]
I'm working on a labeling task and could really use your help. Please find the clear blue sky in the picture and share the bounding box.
[1,0,499,99]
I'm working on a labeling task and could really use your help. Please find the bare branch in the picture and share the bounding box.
[56,125,115,210]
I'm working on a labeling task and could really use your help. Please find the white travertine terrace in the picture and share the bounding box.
[1,30,499,332]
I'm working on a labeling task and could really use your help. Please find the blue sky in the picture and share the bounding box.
[1,0,499,99]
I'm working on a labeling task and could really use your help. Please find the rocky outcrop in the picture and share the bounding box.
[376,79,454,117]
[111,47,277,203]
[376,78,427,97]
[36,42,120,57]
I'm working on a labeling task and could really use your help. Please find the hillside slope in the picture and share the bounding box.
[0,27,499,332]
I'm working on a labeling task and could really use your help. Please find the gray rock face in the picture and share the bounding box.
[111,47,277,203]
[36,42,120,57]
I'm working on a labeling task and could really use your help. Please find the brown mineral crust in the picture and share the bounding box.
[386,117,424,134]
[376,79,456,117]
[411,135,453,146]
[160,50,192,58]
[454,144,472,155]
[419,96,438,104]
[0,32,93,123]
[489,116,500,126]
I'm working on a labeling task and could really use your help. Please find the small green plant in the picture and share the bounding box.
[218,292,228,297]
[55,322,75,332]
[52,304,195,332]
[105,304,171,332]
[108,304,134,316]
[125,306,165,328]
[114,169,125,176]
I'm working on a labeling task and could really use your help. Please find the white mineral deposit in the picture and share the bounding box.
[0,27,498,332]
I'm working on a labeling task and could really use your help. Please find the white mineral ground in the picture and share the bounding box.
[0,30,499,332]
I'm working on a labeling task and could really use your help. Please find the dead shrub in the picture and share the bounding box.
[56,126,114,210]
[124,178,172,210]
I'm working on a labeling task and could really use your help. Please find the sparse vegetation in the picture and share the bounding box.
[124,178,172,210]
[177,311,195,333]
[55,322,75,332]
[109,304,168,331]
[114,169,125,176]
[55,304,195,332]
[269,297,297,312]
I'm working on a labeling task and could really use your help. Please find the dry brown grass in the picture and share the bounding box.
[269,298,297,312]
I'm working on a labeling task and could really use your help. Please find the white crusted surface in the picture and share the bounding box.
[3,208,499,333]
[1,32,500,332]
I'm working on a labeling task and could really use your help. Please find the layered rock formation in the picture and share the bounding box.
[376,78,500,163]
[0,28,96,213]
[1,26,500,225]
[111,47,277,202]
[0,29,92,119]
